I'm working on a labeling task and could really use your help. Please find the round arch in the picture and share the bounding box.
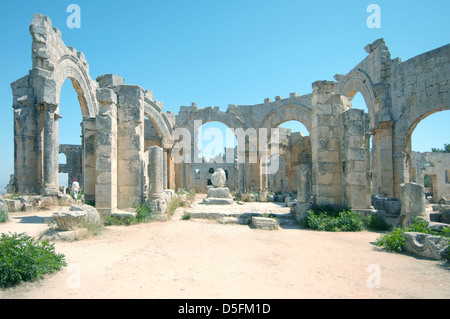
[336,70,377,117]
[261,104,312,134]
[54,55,98,118]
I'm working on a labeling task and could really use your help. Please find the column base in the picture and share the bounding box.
[42,186,59,196]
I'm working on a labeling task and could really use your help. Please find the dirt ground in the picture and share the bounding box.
[0,197,449,299]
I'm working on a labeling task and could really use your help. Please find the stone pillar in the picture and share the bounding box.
[400,182,426,227]
[95,88,118,214]
[82,117,97,203]
[340,109,371,209]
[42,103,59,195]
[148,146,164,199]
[117,85,145,209]
[372,122,394,197]
[147,146,167,218]
[163,149,168,189]
[297,164,311,203]
[310,81,350,207]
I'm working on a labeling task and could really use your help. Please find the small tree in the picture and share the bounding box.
[431,143,450,153]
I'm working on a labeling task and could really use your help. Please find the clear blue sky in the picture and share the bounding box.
[0,0,449,187]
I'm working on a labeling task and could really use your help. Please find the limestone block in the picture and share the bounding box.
[5,199,23,212]
[259,191,268,202]
[69,204,101,228]
[251,217,279,230]
[111,212,137,220]
[53,211,86,231]
[211,168,226,188]
[96,74,125,88]
[441,208,450,224]
[202,198,234,205]
[96,88,117,104]
[404,232,448,260]
[206,187,232,199]
[400,183,426,227]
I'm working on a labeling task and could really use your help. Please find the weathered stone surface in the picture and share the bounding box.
[251,217,279,230]
[404,232,448,260]
[69,204,101,228]
[211,168,226,188]
[441,208,450,224]
[202,198,234,205]
[206,187,231,199]
[400,183,426,227]
[111,212,137,219]
[5,199,23,212]
[53,211,86,231]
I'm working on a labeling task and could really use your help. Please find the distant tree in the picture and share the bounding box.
[431,143,450,153]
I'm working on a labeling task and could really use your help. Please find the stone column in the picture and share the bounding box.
[117,85,145,209]
[340,109,371,209]
[372,122,394,197]
[95,88,118,214]
[147,146,167,218]
[82,117,97,203]
[310,81,350,207]
[163,149,168,190]
[148,146,164,199]
[400,182,426,227]
[297,164,311,202]
[42,103,59,195]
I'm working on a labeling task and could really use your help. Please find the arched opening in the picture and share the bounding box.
[190,121,239,192]
[58,79,84,193]
[407,110,450,203]
[268,120,311,194]
[349,91,373,195]
[197,121,238,163]
[58,153,68,189]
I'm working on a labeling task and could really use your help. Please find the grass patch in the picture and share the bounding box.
[302,206,364,232]
[181,212,192,220]
[0,211,8,223]
[375,218,450,261]
[0,232,66,288]
[301,205,393,233]
[104,202,156,226]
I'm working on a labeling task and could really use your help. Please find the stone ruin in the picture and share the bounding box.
[8,14,450,229]
[202,168,233,205]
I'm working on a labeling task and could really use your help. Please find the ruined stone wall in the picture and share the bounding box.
[11,14,449,213]
[59,144,82,188]
[411,152,450,202]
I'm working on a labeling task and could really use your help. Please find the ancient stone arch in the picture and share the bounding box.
[261,104,312,133]
[335,69,378,119]
[54,55,98,118]
[11,14,450,214]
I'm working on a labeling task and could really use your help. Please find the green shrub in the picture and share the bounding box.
[0,211,8,223]
[181,212,192,220]
[304,207,363,232]
[104,202,155,226]
[365,214,392,231]
[375,228,406,252]
[0,233,66,288]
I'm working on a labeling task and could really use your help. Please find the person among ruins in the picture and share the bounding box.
[72,178,80,200]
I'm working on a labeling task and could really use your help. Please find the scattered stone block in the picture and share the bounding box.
[251,217,279,230]
[70,204,101,228]
[5,199,23,212]
[53,211,86,231]
[404,232,448,260]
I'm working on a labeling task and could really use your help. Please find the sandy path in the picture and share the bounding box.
[0,204,449,299]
